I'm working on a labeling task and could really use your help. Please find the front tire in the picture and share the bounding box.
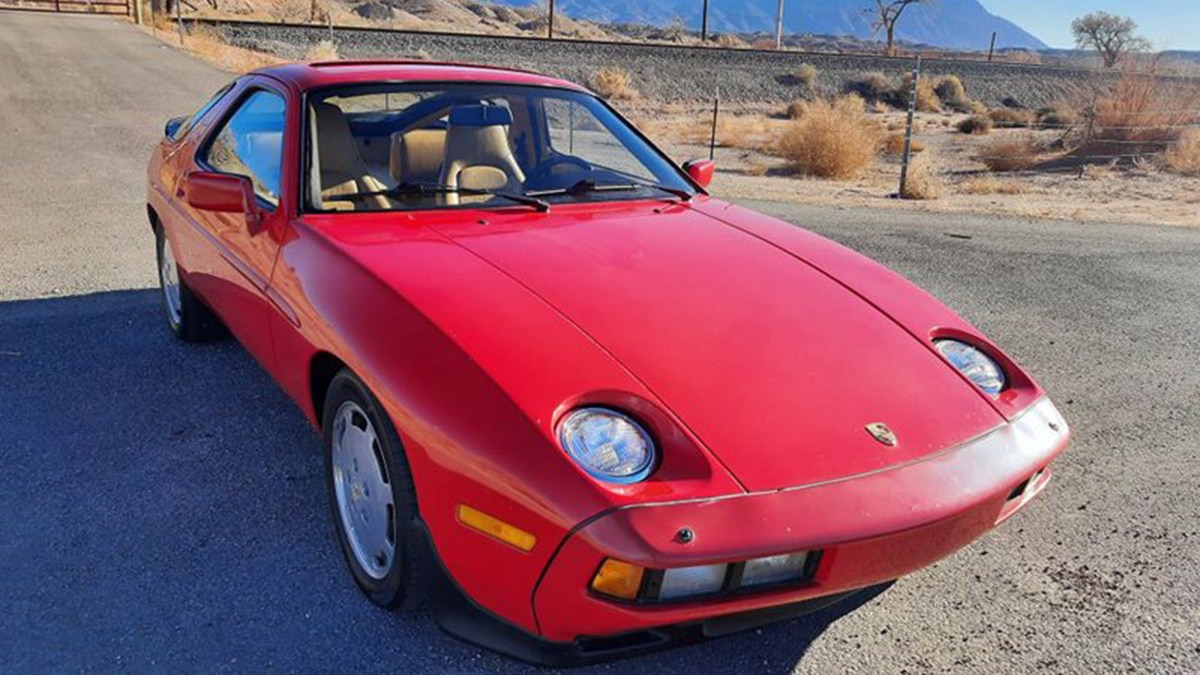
[323,370,426,611]
[155,225,221,342]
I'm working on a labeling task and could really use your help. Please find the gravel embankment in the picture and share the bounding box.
[208,20,1105,108]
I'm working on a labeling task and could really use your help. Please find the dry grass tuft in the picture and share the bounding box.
[1094,63,1200,143]
[1165,130,1200,176]
[786,100,809,120]
[305,39,339,62]
[744,162,770,177]
[795,63,819,90]
[1036,105,1079,129]
[980,135,1040,172]
[957,115,994,135]
[884,133,925,156]
[174,25,283,74]
[934,75,974,112]
[989,108,1035,128]
[900,152,943,200]
[716,34,744,48]
[776,95,882,180]
[592,67,640,101]
[1081,162,1118,180]
[958,176,1031,195]
[903,75,941,112]
[845,72,898,107]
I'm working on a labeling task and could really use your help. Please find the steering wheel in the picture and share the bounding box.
[528,155,593,189]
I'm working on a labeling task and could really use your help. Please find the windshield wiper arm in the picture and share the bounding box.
[350,182,550,212]
[527,180,693,202]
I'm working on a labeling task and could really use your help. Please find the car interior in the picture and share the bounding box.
[306,87,674,213]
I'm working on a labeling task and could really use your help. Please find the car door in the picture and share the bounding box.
[179,80,291,373]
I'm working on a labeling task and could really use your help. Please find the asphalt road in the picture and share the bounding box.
[2,11,1199,675]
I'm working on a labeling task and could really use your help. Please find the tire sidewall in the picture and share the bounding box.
[155,227,184,336]
[322,371,419,610]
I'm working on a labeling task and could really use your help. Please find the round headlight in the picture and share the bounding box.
[934,339,1006,396]
[558,408,656,483]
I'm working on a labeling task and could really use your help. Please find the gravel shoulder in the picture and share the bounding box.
[2,12,1200,675]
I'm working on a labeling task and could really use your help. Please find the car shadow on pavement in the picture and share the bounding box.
[0,289,890,674]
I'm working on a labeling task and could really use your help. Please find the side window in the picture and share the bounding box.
[203,89,286,207]
[172,82,234,142]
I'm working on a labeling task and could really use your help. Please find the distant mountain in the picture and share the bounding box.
[490,0,1048,50]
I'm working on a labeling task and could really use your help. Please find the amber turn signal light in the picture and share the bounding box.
[456,504,537,552]
[591,558,646,601]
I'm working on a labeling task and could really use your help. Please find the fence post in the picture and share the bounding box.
[709,89,720,161]
[175,0,183,46]
[1078,98,1097,180]
[898,56,921,198]
[548,0,555,39]
[987,31,996,62]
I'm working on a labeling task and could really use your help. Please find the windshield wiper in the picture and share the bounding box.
[353,182,550,212]
[526,179,693,202]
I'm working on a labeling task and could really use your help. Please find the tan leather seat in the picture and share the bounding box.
[389,128,446,185]
[439,105,525,205]
[311,102,390,211]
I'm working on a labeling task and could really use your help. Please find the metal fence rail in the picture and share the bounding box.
[0,0,131,15]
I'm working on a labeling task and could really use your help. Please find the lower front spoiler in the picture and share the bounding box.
[417,521,868,668]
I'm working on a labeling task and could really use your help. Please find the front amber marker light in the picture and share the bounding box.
[456,504,537,553]
[591,558,646,601]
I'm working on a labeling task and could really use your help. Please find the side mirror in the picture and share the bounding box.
[683,159,715,189]
[164,116,187,139]
[184,171,264,234]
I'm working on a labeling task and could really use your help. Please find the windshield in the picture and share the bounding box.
[304,83,693,212]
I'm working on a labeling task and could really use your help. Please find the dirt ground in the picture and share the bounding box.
[630,104,1200,227]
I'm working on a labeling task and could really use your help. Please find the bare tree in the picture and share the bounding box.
[1071,12,1151,68]
[869,0,932,57]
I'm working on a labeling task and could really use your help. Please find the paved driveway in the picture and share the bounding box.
[1,11,1199,674]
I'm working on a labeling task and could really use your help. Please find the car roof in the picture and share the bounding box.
[253,61,591,93]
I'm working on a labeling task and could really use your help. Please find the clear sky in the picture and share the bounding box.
[981,1,1200,50]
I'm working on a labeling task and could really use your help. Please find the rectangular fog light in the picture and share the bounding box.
[741,552,810,588]
[659,563,728,600]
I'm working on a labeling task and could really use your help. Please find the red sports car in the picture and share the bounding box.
[147,60,1069,665]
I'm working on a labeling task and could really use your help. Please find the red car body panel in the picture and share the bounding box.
[146,62,1069,655]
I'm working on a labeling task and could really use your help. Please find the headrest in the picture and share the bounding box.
[449,104,513,128]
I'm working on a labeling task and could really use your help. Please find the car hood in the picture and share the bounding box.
[432,200,1006,492]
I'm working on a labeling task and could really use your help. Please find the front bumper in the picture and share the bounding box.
[432,398,1069,665]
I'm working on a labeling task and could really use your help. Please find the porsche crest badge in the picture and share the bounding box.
[866,423,898,447]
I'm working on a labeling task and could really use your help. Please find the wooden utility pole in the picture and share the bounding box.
[548,0,556,39]
[701,0,710,42]
[987,31,997,61]
[775,0,785,49]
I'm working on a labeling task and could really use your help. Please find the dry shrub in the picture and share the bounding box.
[776,95,882,179]
[901,74,941,112]
[1165,130,1200,176]
[795,63,819,89]
[900,152,942,200]
[716,34,744,48]
[1005,50,1043,65]
[179,25,283,74]
[989,108,1036,128]
[980,136,1040,172]
[869,100,890,114]
[1094,62,1200,143]
[884,133,925,155]
[845,72,899,107]
[1081,162,1118,180]
[744,162,770,177]
[751,37,777,50]
[934,75,974,112]
[958,176,1030,195]
[305,39,339,62]
[1036,105,1079,129]
[957,115,994,135]
[786,100,809,120]
[592,67,640,101]
[271,0,313,23]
